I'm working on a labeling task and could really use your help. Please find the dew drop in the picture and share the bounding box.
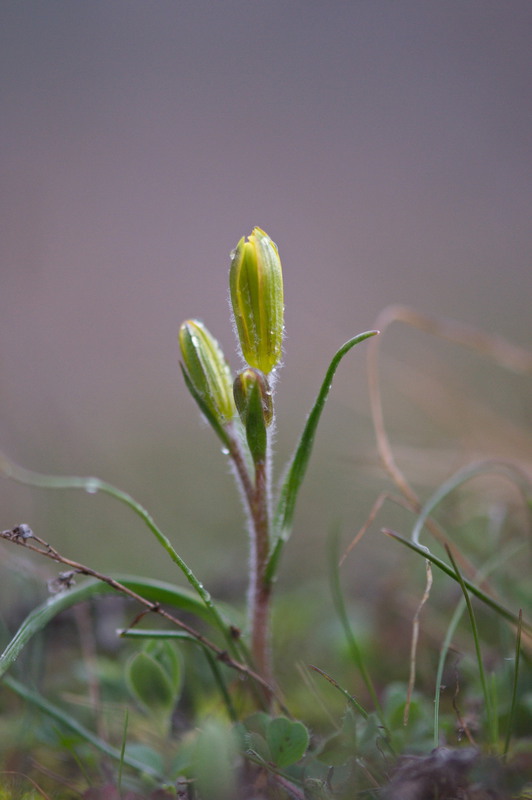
[221,447,230,456]
[85,479,99,495]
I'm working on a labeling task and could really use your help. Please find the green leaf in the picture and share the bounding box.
[245,731,271,762]
[266,330,378,582]
[317,708,358,767]
[126,651,176,713]
[124,743,165,775]
[244,711,271,736]
[266,716,309,768]
[144,640,183,693]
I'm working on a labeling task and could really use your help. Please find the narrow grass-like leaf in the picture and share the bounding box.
[266,331,378,581]
[118,628,198,641]
[445,545,496,748]
[503,609,523,760]
[118,707,129,793]
[384,530,531,634]
[2,674,165,781]
[327,527,389,738]
[309,664,369,720]
[433,542,523,748]
[0,575,240,681]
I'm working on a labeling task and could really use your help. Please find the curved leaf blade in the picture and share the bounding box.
[0,575,239,681]
[266,330,378,581]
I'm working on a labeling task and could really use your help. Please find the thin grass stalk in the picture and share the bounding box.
[503,609,523,760]
[309,665,369,720]
[328,528,388,736]
[432,542,524,748]
[445,545,497,749]
[118,708,129,793]
[384,530,530,634]
[433,595,466,748]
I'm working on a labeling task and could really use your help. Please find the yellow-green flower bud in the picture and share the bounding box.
[233,368,273,427]
[179,320,235,426]
[229,227,284,374]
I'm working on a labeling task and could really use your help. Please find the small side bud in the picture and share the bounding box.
[233,368,272,463]
[229,227,284,374]
[233,368,273,427]
[179,320,235,427]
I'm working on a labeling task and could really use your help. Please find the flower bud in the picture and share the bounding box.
[233,368,272,463]
[229,227,284,374]
[179,320,235,426]
[233,368,273,427]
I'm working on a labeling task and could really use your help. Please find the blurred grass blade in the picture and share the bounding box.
[0,454,232,644]
[0,575,239,681]
[445,544,497,749]
[309,664,369,720]
[384,530,531,634]
[411,459,532,549]
[265,331,378,581]
[433,542,523,748]
[327,526,388,736]
[503,609,523,760]
[118,707,129,792]
[2,674,165,781]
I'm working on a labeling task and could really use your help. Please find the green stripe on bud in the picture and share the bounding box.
[179,320,236,428]
[229,227,284,374]
[233,368,272,463]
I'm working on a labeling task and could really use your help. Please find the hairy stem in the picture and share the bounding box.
[249,459,272,690]
[227,421,273,695]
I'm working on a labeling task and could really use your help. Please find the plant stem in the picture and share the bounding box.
[227,423,273,695]
[249,459,272,689]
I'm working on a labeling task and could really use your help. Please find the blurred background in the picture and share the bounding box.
[1,2,531,609]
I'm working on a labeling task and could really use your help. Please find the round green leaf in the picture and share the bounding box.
[266,716,309,768]
[126,651,175,713]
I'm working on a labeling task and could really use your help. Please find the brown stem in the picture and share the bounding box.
[226,424,274,696]
[249,459,272,691]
